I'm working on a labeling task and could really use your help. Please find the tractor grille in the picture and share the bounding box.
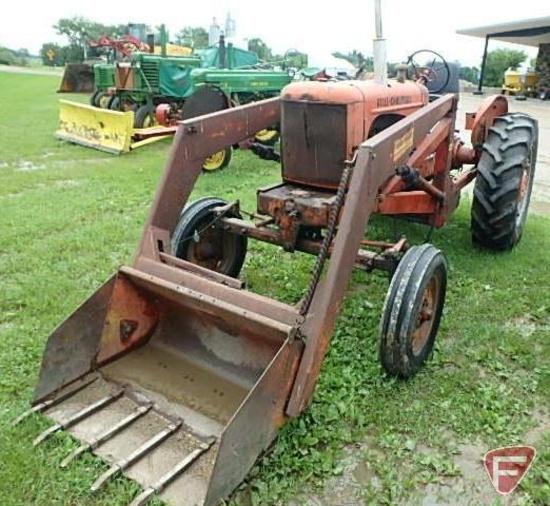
[139,61,160,91]
[96,68,114,88]
[281,101,348,189]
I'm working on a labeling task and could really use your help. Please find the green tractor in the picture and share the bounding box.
[89,63,116,108]
[58,35,293,165]
[107,36,292,169]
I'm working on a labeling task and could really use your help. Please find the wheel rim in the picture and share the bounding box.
[515,145,534,228]
[142,113,156,128]
[203,151,226,171]
[185,223,236,272]
[98,94,110,109]
[411,276,440,356]
[255,129,278,143]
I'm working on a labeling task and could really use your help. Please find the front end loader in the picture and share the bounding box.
[19,3,538,505]
[19,71,538,504]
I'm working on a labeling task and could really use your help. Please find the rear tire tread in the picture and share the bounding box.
[471,113,538,251]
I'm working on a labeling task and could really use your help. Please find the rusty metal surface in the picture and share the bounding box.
[203,338,303,505]
[377,191,436,215]
[159,252,245,289]
[218,217,398,273]
[470,95,508,148]
[31,279,297,505]
[40,376,219,506]
[33,276,115,403]
[96,274,159,365]
[282,101,349,189]
[286,94,458,416]
[133,257,298,326]
[58,64,94,93]
[281,80,427,110]
[257,182,336,228]
[115,65,135,89]
[281,80,428,189]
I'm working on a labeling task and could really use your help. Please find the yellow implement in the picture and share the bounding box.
[56,100,135,154]
[56,100,173,154]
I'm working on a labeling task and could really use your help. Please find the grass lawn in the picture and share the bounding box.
[0,72,548,506]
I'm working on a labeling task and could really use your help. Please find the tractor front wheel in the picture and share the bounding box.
[134,104,157,128]
[90,90,102,107]
[471,113,538,251]
[107,95,120,111]
[379,244,447,379]
[171,197,247,278]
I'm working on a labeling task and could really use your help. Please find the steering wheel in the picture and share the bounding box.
[406,49,450,94]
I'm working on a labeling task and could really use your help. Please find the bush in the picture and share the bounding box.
[0,47,16,65]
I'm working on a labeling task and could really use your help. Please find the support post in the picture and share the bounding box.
[475,35,490,95]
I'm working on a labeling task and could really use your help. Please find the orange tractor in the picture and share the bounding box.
[17,5,537,506]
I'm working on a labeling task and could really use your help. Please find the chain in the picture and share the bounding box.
[298,165,353,316]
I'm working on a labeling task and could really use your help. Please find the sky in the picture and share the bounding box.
[1,0,547,67]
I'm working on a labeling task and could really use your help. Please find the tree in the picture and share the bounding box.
[459,66,479,85]
[54,17,133,62]
[0,47,16,65]
[333,50,372,70]
[175,27,209,48]
[247,38,272,61]
[483,48,527,87]
[281,49,308,69]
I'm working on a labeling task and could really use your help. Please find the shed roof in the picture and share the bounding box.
[456,17,550,47]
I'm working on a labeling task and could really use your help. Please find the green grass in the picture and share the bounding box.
[0,72,549,506]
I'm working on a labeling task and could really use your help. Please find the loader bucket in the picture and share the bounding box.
[32,267,302,506]
[28,97,307,505]
[56,100,134,154]
[58,63,95,93]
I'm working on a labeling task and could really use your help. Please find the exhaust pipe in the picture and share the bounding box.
[373,0,388,84]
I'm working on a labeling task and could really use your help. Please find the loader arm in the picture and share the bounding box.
[287,93,458,415]
[134,96,281,262]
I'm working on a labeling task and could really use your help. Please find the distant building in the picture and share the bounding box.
[209,17,221,45]
[225,12,236,38]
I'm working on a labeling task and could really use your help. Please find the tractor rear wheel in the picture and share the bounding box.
[202,148,232,172]
[254,129,280,146]
[471,113,538,251]
[379,244,447,378]
[171,197,247,278]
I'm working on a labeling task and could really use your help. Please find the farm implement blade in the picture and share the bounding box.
[56,100,134,154]
[55,100,175,154]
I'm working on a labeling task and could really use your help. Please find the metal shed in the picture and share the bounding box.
[456,16,550,94]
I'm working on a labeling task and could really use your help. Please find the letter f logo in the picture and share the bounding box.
[484,446,536,495]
